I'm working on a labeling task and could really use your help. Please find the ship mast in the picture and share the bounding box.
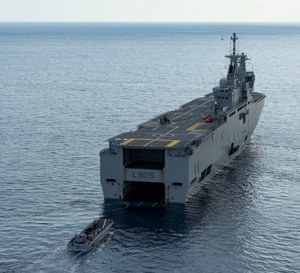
[231,32,238,56]
[227,32,239,73]
[226,32,250,88]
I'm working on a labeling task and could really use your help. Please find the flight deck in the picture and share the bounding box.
[109,93,218,150]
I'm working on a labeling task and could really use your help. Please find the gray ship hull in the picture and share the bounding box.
[185,94,265,201]
[100,93,265,204]
[100,33,265,204]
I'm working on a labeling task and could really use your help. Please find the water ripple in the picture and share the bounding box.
[1,23,300,273]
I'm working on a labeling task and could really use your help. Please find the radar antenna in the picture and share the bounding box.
[231,33,238,56]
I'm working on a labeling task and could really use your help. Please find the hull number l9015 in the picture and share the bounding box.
[133,172,155,179]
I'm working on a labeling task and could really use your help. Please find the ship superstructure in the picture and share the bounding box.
[100,33,265,204]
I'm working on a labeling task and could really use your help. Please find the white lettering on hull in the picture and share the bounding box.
[125,169,163,182]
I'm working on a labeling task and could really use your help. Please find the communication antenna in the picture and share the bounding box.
[231,32,238,56]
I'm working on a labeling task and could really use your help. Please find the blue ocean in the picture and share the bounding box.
[1,23,300,273]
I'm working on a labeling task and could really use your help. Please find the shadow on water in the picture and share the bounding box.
[102,201,191,234]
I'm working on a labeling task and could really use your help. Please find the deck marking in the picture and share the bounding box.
[172,100,211,121]
[165,127,178,134]
[187,122,201,131]
[119,138,135,146]
[187,123,207,132]
[166,140,180,147]
[120,138,180,148]
[138,201,144,207]
[152,202,159,207]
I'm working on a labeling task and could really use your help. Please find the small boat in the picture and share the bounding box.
[67,218,113,252]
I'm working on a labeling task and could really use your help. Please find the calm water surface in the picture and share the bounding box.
[0,23,300,273]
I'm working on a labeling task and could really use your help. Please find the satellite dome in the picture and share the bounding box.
[219,77,227,88]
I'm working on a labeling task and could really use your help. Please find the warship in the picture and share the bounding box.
[100,33,265,204]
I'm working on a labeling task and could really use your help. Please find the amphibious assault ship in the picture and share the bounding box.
[100,33,265,204]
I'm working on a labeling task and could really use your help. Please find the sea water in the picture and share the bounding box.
[1,23,300,273]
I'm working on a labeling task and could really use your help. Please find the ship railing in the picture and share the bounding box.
[100,148,116,155]
[253,92,266,102]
